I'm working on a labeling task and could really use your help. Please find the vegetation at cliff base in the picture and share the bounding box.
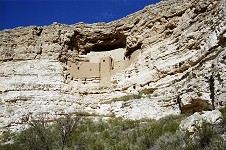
[1,112,226,150]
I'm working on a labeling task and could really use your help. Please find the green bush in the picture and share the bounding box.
[1,111,226,150]
[150,121,226,150]
[151,131,187,150]
[220,106,226,125]
[139,88,157,95]
[111,94,143,102]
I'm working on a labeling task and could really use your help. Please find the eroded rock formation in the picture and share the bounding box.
[0,0,225,132]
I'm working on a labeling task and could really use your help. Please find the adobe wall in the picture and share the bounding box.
[69,62,100,78]
[111,50,141,75]
[67,49,141,86]
[100,57,113,86]
[111,61,125,74]
[87,48,126,63]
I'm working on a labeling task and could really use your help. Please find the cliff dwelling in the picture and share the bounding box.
[67,48,140,86]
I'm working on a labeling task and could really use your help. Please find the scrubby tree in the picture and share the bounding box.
[56,114,80,150]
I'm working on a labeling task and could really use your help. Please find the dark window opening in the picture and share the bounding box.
[133,85,136,89]
[90,69,92,71]
[77,67,80,70]
[103,60,105,62]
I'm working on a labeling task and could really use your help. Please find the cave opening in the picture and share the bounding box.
[87,33,127,52]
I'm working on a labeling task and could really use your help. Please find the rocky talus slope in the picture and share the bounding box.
[0,0,225,132]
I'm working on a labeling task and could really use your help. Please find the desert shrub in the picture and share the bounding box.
[0,115,183,150]
[63,118,150,150]
[194,121,226,150]
[112,94,142,102]
[14,125,56,150]
[0,114,80,150]
[55,115,80,150]
[182,121,226,150]
[150,121,226,150]
[0,130,15,144]
[220,106,226,125]
[151,131,187,150]
[135,115,186,149]
[0,131,16,150]
[139,88,157,95]
[0,123,57,150]
[1,112,226,150]
[197,121,215,148]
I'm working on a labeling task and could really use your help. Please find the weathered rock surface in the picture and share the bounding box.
[0,0,225,132]
[179,110,223,133]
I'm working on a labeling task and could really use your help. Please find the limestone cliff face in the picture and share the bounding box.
[0,0,225,132]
